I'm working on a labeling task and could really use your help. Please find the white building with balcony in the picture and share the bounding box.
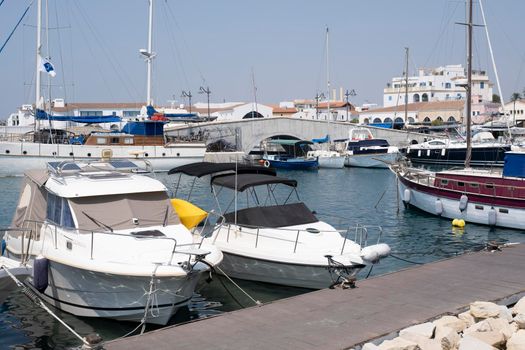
[383,64,493,107]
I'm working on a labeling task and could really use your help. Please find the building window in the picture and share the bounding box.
[480,82,484,89]
[413,94,420,103]
[448,116,456,123]
[123,110,140,117]
[422,93,429,102]
[445,82,451,89]
[388,96,392,101]
[80,111,103,116]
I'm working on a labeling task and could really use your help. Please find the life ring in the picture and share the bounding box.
[263,160,270,168]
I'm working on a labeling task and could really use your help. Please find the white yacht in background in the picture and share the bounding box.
[3,160,222,324]
[0,0,205,176]
[335,128,399,168]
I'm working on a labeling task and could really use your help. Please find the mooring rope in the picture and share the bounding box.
[1,265,91,347]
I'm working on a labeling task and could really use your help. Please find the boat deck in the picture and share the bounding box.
[104,243,525,350]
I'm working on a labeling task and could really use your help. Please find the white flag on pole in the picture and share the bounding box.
[39,55,56,77]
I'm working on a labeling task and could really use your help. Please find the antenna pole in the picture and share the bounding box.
[35,0,42,109]
[146,0,154,105]
[404,47,409,127]
[465,0,473,168]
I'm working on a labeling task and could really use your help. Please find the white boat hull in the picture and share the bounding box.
[31,260,201,325]
[397,180,525,230]
[345,152,397,168]
[318,155,345,169]
[0,141,206,176]
[219,251,362,289]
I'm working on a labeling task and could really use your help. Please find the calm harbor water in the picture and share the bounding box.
[1,167,524,349]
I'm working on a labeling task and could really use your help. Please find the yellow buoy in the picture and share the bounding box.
[452,218,465,228]
[170,198,208,229]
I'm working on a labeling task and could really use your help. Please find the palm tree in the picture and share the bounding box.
[511,92,521,126]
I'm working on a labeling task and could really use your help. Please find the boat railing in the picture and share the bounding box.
[0,227,35,264]
[11,220,206,266]
[213,219,384,255]
[0,133,35,142]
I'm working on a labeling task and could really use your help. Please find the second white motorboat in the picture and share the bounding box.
[169,162,390,289]
[3,160,222,325]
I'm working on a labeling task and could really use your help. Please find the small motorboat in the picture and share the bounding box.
[262,139,318,170]
[169,162,391,289]
[335,128,399,168]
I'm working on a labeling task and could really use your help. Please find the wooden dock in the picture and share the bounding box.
[105,244,525,350]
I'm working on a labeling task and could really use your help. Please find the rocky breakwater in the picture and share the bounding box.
[361,297,525,350]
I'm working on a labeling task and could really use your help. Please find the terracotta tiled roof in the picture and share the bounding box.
[272,107,298,114]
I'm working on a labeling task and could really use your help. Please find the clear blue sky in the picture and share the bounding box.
[1,0,525,118]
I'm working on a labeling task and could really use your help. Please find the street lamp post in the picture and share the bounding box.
[199,86,211,120]
[315,92,325,119]
[344,89,356,122]
[181,90,192,114]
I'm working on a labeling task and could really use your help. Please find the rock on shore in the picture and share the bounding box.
[360,296,525,350]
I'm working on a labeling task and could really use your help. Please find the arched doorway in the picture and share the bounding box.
[413,94,420,103]
[242,111,264,119]
[422,93,429,102]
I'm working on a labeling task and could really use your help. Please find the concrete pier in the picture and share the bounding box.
[104,244,525,350]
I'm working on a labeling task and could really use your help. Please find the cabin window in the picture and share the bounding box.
[124,138,133,144]
[46,193,75,228]
[440,179,449,186]
[499,208,509,214]
[110,137,120,144]
[469,183,479,188]
[485,183,494,189]
[96,137,107,145]
[475,205,484,210]
[457,182,465,187]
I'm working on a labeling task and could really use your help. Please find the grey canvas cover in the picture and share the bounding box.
[223,202,318,228]
[11,170,49,228]
[69,191,181,232]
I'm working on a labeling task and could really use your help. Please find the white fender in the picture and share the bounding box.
[403,189,411,203]
[263,160,270,168]
[435,199,443,216]
[441,148,446,156]
[361,243,391,263]
[488,207,497,226]
[459,194,468,212]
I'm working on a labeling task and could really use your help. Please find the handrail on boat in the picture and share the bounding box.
[212,221,384,255]
[4,220,212,267]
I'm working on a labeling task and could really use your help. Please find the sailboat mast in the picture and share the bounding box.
[146,0,154,106]
[404,47,409,126]
[465,0,473,168]
[326,27,330,123]
[35,0,42,109]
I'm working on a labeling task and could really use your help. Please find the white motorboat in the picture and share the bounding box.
[307,149,345,169]
[169,162,390,289]
[335,128,399,168]
[0,256,31,304]
[3,160,222,325]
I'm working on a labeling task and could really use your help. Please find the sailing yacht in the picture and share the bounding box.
[391,0,525,230]
[0,0,205,176]
[308,27,345,169]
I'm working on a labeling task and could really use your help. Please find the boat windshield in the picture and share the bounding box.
[68,191,180,231]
